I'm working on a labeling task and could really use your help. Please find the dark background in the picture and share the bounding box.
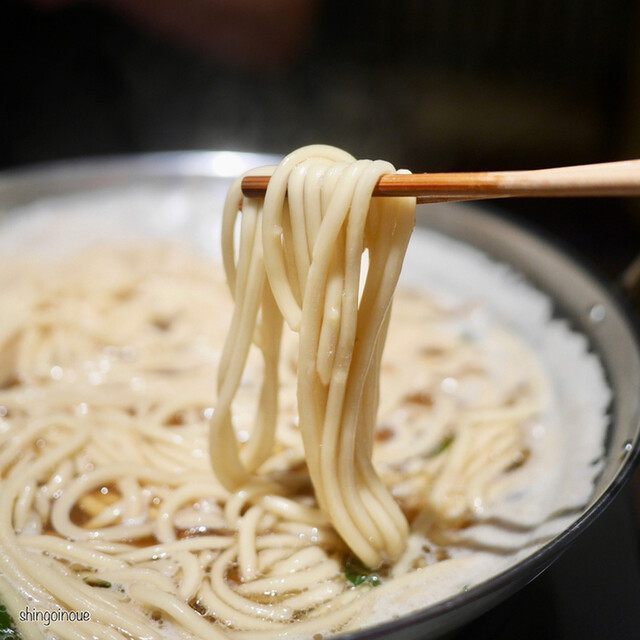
[2,0,640,275]
[2,1,640,637]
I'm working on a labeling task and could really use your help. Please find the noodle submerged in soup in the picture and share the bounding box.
[0,148,608,639]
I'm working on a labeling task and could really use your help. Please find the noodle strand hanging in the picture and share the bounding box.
[209,145,416,566]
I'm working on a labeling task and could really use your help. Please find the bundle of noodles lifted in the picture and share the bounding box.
[210,145,415,568]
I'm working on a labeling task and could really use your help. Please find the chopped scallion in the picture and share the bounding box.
[430,435,455,457]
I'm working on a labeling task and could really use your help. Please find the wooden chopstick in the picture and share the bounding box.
[240,159,640,205]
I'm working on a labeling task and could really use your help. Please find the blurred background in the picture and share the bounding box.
[2,0,640,273]
[2,0,640,637]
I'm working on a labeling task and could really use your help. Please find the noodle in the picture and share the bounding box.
[210,145,415,567]
[0,147,554,640]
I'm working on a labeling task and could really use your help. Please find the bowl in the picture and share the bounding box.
[0,152,638,639]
